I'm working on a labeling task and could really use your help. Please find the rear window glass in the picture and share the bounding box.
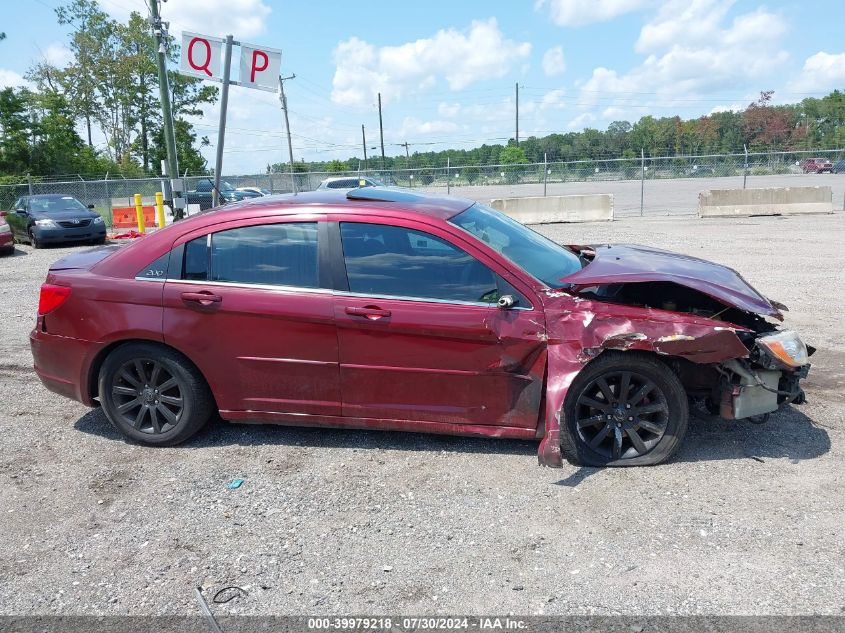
[210,223,318,288]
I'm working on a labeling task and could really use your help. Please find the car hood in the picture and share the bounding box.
[560,243,783,319]
[32,210,99,222]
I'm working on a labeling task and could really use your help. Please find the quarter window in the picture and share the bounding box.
[340,222,499,303]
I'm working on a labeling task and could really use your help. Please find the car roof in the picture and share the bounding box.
[92,188,478,279]
[201,188,475,221]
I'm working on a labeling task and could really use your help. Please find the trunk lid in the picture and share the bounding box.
[49,245,122,271]
[561,244,782,319]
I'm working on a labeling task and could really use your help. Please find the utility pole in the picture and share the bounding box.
[361,125,368,171]
[515,82,519,147]
[278,74,297,194]
[378,92,385,170]
[400,142,410,165]
[148,0,183,218]
[212,34,234,208]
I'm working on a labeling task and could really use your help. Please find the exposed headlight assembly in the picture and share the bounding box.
[92,216,104,224]
[757,330,809,368]
[34,218,58,228]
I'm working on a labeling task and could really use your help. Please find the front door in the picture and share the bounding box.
[332,220,546,429]
[162,218,341,417]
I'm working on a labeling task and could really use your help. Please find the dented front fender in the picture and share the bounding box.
[537,293,752,467]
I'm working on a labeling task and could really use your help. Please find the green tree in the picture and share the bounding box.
[0,88,32,175]
[500,145,528,164]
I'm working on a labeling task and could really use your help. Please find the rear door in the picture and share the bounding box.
[162,216,341,417]
[330,217,547,429]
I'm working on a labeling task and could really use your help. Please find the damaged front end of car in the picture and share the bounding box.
[537,243,813,467]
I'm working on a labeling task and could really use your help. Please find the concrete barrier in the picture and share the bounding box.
[489,194,613,224]
[698,186,833,217]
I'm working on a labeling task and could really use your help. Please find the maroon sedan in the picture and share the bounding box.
[30,189,811,466]
[0,214,14,254]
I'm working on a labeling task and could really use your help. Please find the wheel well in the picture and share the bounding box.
[88,339,216,406]
[585,349,719,397]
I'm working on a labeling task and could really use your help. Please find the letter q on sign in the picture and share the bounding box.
[179,32,223,81]
[239,43,282,92]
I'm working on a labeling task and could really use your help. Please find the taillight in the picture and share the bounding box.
[38,284,71,316]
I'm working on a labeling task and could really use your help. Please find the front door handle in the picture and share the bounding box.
[181,291,222,306]
[345,306,392,320]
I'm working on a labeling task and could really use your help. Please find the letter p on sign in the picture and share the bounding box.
[239,43,281,92]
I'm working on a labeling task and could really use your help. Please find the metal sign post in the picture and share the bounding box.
[213,35,234,208]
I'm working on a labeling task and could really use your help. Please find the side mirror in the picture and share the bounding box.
[16,209,27,215]
[87,204,95,210]
[497,294,516,309]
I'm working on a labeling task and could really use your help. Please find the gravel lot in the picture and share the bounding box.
[0,213,843,617]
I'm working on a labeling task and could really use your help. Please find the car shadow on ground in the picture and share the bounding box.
[74,403,829,471]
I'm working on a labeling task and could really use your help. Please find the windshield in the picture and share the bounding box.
[29,196,88,214]
[449,203,582,287]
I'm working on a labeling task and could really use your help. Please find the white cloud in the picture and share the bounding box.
[399,117,461,136]
[331,18,531,108]
[438,102,462,117]
[43,43,73,68]
[540,89,566,109]
[542,46,566,76]
[0,69,28,89]
[788,52,845,94]
[567,112,596,129]
[100,0,271,39]
[577,1,789,107]
[536,0,650,26]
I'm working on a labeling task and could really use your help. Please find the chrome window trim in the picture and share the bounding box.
[158,277,332,295]
[334,289,534,310]
[135,277,533,309]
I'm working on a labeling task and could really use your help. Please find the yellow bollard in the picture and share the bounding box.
[133,193,145,234]
[155,191,166,229]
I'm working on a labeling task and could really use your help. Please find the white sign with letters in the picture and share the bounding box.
[179,32,224,81]
[239,42,282,92]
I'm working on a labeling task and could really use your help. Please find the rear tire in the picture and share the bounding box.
[559,352,688,467]
[98,342,215,446]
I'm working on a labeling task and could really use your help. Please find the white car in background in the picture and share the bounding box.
[317,176,384,190]
[235,186,272,196]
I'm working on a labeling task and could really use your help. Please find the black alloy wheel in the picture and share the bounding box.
[574,370,669,460]
[99,342,215,446]
[110,358,184,435]
[560,352,689,466]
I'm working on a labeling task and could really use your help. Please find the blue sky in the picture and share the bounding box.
[2,0,845,173]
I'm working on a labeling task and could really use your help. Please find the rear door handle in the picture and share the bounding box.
[345,306,391,320]
[181,291,222,306]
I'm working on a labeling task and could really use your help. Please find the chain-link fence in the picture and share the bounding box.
[3,148,844,222]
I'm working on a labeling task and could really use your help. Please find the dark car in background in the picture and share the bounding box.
[6,195,106,248]
[832,159,845,174]
[186,179,264,210]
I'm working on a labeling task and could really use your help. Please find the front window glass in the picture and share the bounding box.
[28,196,88,213]
[449,203,582,288]
[340,222,498,303]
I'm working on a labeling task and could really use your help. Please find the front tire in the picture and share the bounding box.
[29,230,42,249]
[559,352,689,467]
[98,342,215,446]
